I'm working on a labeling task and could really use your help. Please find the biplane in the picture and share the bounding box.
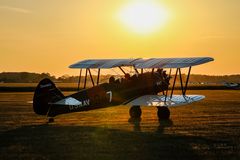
[33,57,214,121]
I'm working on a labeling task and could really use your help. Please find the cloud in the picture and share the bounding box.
[0,5,31,14]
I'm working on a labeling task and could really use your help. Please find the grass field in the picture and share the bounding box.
[0,90,239,159]
[0,82,229,92]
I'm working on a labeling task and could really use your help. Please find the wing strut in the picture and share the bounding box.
[119,66,126,75]
[179,69,184,95]
[164,69,172,102]
[184,67,191,95]
[179,67,192,96]
[77,69,82,91]
[84,69,88,89]
[134,68,139,74]
[170,68,178,99]
[170,67,192,99]
[97,69,100,85]
[82,68,101,89]
[88,69,95,86]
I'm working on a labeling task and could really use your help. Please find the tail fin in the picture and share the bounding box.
[33,78,64,115]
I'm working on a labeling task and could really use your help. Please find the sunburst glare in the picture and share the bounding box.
[118,1,169,34]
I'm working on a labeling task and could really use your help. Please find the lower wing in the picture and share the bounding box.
[125,95,205,107]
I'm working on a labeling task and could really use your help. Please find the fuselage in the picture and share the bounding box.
[48,71,169,117]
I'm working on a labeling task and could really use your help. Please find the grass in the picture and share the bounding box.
[0,83,230,92]
[0,90,239,159]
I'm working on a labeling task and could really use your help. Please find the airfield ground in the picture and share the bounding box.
[0,90,239,160]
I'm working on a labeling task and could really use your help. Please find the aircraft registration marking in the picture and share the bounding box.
[69,99,90,111]
[106,91,112,102]
[156,81,162,86]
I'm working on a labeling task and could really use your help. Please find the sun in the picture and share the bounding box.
[118,1,168,34]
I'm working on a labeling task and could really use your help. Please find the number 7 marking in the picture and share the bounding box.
[106,91,112,102]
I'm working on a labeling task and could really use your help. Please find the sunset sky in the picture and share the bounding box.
[0,0,239,77]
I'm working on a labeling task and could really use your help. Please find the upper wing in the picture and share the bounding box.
[69,57,213,69]
[125,95,205,107]
[69,58,143,69]
[134,57,214,69]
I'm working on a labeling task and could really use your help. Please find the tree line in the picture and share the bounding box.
[0,72,239,83]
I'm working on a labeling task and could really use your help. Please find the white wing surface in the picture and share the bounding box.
[135,57,214,69]
[53,97,82,105]
[69,57,214,69]
[69,58,143,69]
[126,95,205,107]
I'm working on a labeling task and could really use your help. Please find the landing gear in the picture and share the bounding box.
[129,106,142,118]
[128,106,170,120]
[157,107,170,120]
[48,117,54,123]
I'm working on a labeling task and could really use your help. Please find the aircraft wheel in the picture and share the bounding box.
[129,106,142,118]
[157,107,170,120]
[48,117,54,123]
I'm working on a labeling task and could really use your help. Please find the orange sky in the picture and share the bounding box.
[0,0,240,77]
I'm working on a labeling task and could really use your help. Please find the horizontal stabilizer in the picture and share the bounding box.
[53,97,82,105]
[126,95,205,107]
[48,96,91,117]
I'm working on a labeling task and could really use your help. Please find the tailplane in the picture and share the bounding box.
[33,78,64,115]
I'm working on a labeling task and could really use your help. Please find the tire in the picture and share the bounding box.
[129,106,142,118]
[157,107,170,120]
[48,117,54,123]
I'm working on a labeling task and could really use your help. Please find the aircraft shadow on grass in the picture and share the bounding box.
[128,118,173,133]
[0,124,211,160]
